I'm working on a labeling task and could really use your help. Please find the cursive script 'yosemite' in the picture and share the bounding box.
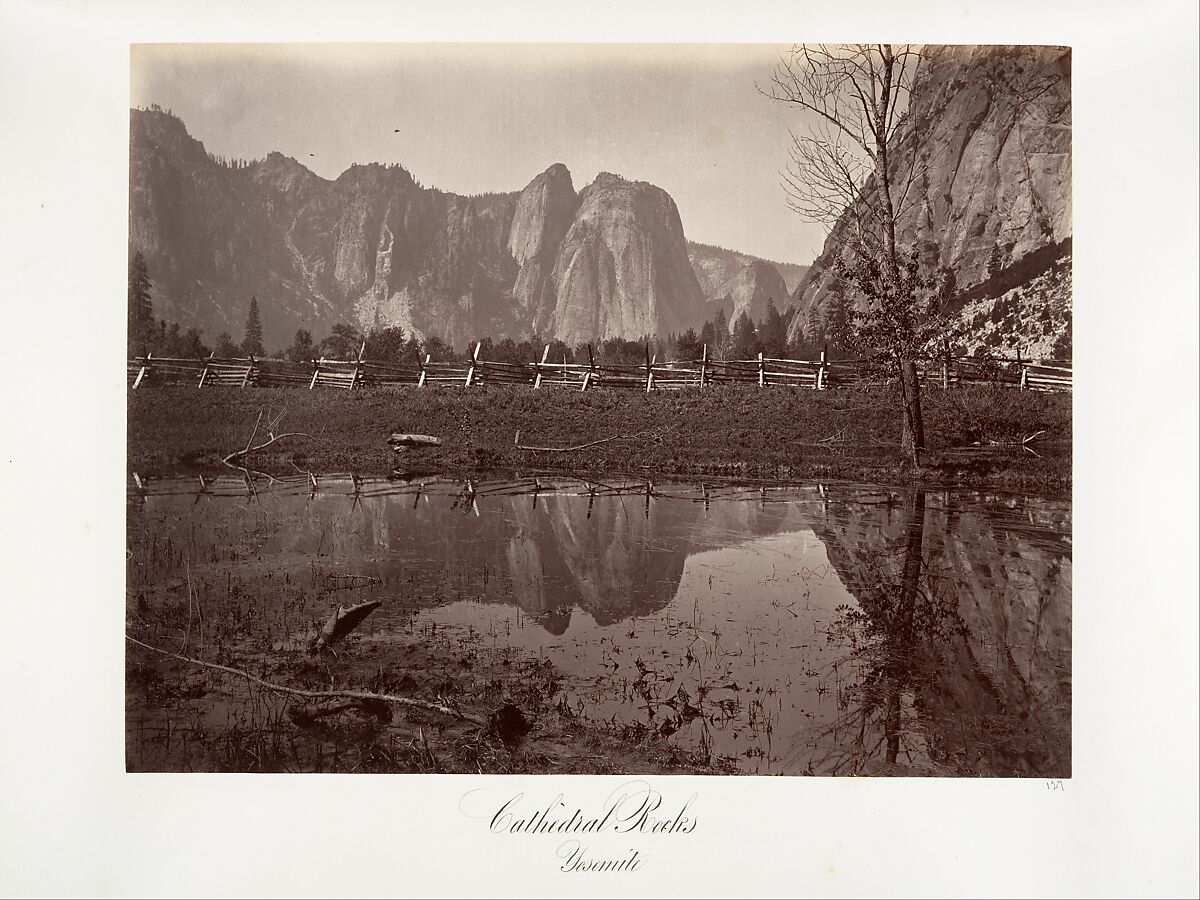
[488,781,698,836]
[557,841,643,873]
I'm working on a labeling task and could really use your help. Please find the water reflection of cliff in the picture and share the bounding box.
[803,487,1072,776]
[258,480,794,633]
[132,475,1071,772]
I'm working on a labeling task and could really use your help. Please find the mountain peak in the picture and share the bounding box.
[131,110,744,349]
[590,171,638,189]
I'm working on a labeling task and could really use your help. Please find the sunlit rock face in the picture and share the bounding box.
[788,44,1072,345]
[547,173,707,344]
[807,487,1072,775]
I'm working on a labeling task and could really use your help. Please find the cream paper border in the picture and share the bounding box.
[1,0,1197,896]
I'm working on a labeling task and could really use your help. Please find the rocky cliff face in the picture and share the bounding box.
[508,163,579,331]
[788,44,1072,346]
[130,110,721,350]
[547,174,706,344]
[688,242,804,324]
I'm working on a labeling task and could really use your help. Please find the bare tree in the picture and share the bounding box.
[763,44,938,464]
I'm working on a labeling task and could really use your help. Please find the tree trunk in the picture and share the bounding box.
[898,359,925,466]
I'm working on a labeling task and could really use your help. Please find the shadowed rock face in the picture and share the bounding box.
[788,44,1072,344]
[130,112,714,350]
[689,242,809,300]
[509,163,580,331]
[699,259,790,326]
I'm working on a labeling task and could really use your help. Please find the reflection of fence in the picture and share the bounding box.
[129,342,1072,393]
[127,471,834,510]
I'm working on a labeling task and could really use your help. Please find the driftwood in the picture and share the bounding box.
[126,635,484,725]
[388,433,442,451]
[309,600,382,654]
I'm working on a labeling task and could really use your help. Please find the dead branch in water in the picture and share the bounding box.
[125,635,485,725]
[948,430,1050,453]
[513,426,672,453]
[223,431,312,464]
[310,599,382,653]
[223,406,312,464]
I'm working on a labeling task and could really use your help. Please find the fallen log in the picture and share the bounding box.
[388,433,442,451]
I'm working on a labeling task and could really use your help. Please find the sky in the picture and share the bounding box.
[131,43,829,266]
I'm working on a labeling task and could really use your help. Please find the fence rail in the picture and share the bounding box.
[128,343,1072,394]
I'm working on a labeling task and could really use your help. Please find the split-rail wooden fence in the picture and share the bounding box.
[128,343,1072,394]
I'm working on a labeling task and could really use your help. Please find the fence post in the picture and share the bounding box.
[241,355,255,388]
[198,351,214,388]
[645,346,655,393]
[133,352,151,390]
[581,343,595,392]
[758,351,765,387]
[700,343,708,388]
[533,344,549,389]
[1017,348,1029,390]
[350,340,362,391]
[418,354,431,388]
[817,345,828,390]
[309,357,321,389]
[942,342,951,390]
[465,341,480,386]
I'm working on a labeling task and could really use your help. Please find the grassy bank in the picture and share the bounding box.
[128,383,1071,492]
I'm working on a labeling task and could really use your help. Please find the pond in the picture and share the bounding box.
[126,473,1071,776]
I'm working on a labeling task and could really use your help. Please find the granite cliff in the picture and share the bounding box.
[788,44,1072,350]
[130,110,771,350]
[688,242,806,324]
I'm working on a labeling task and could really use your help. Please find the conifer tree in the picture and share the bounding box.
[286,329,315,363]
[732,310,758,357]
[241,297,265,357]
[760,299,788,357]
[713,307,731,351]
[128,251,154,354]
[215,332,239,358]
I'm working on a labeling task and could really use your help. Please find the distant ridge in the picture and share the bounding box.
[130,108,794,349]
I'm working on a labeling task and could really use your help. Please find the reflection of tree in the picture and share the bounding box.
[816,488,1070,776]
[817,489,964,772]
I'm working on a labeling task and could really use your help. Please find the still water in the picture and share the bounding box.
[128,473,1071,775]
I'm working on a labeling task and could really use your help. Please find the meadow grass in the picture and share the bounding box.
[128,382,1070,492]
